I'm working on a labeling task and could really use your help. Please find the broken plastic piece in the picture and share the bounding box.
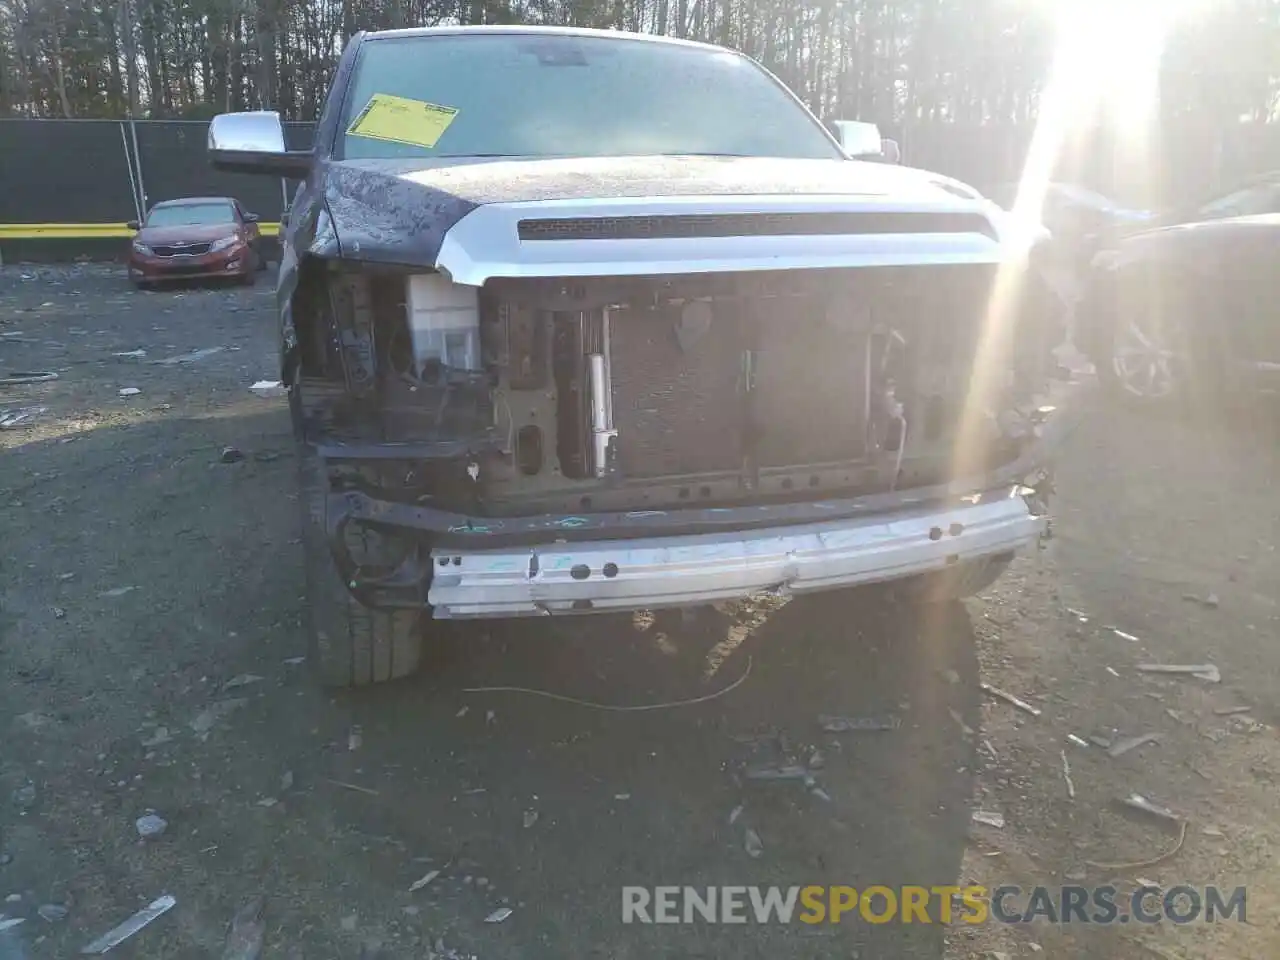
[1213,706,1251,716]
[1117,793,1181,826]
[972,811,1005,829]
[80,894,176,955]
[484,907,513,924]
[980,683,1042,717]
[1182,592,1220,609]
[249,380,287,398]
[1107,733,1161,758]
[818,714,901,732]
[1136,663,1220,683]
[0,372,57,385]
[135,813,168,839]
[408,870,440,893]
[155,346,224,365]
[0,406,47,429]
[744,828,764,858]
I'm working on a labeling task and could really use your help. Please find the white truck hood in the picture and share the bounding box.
[321,155,1029,285]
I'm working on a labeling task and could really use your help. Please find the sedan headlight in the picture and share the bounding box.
[210,236,241,253]
[132,240,152,255]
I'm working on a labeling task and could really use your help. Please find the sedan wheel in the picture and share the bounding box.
[1109,315,1177,400]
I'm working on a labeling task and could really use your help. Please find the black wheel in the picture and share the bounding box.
[298,444,425,687]
[1088,267,1226,411]
[1096,300,1181,405]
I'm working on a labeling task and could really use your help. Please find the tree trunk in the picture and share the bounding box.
[139,0,162,115]
[255,0,277,107]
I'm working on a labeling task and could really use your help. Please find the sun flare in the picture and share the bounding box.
[957,0,1208,491]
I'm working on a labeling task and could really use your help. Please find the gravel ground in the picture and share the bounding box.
[1,266,1277,960]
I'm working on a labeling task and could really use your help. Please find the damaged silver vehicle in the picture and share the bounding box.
[209,25,1071,687]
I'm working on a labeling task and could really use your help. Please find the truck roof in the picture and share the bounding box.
[362,24,729,55]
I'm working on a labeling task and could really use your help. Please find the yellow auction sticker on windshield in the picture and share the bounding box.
[346,93,458,149]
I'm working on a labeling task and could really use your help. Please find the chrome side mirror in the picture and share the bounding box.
[208,111,312,178]
[833,119,884,158]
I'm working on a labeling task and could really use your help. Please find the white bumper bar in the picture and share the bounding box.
[427,490,1045,619]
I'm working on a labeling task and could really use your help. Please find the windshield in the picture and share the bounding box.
[147,202,236,227]
[337,33,841,161]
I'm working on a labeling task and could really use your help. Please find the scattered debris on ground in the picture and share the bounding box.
[79,895,176,955]
[979,683,1042,717]
[1182,592,1220,609]
[136,812,169,839]
[249,380,287,398]
[0,406,46,430]
[408,870,440,893]
[1136,663,1221,683]
[1106,732,1161,758]
[0,372,57,386]
[156,346,225,365]
[817,714,901,732]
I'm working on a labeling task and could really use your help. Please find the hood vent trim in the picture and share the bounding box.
[517,212,997,242]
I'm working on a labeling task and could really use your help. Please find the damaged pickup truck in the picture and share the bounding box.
[210,25,1070,687]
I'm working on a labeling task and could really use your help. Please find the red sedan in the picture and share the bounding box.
[127,197,266,288]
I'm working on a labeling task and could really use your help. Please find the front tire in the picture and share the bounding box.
[298,445,425,687]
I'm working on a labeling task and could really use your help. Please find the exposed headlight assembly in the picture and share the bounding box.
[210,236,241,253]
[131,240,152,255]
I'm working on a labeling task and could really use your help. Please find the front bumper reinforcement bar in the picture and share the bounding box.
[426,489,1045,618]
